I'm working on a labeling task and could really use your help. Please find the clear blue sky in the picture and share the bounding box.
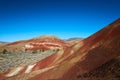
[0,0,120,42]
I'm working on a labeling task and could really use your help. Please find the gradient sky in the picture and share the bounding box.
[0,0,120,42]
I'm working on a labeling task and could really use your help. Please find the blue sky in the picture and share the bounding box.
[0,0,120,42]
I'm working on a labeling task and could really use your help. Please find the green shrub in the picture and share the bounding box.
[39,49,45,52]
[32,50,37,54]
[3,49,7,54]
[56,49,60,52]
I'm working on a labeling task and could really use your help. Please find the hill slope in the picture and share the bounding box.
[0,19,120,80]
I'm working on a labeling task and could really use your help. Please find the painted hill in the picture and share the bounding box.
[0,36,71,52]
[0,19,120,80]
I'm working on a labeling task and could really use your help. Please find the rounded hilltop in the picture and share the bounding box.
[0,35,71,52]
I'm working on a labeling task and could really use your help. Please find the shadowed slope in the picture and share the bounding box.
[77,57,120,80]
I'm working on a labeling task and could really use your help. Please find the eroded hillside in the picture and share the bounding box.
[0,19,120,80]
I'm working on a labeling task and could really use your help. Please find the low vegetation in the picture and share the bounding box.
[0,49,59,72]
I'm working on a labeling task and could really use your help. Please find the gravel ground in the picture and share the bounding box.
[0,50,56,72]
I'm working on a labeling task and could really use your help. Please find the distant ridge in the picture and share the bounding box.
[66,37,83,41]
[0,41,8,44]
